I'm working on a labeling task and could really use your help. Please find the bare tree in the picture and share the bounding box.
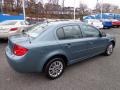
[110,5,118,11]
[48,0,59,5]
[79,3,88,15]
[95,3,119,13]
[102,3,111,13]
[45,0,60,11]
[3,0,16,14]
[61,0,65,14]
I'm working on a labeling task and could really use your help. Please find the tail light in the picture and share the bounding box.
[10,28,18,31]
[13,44,28,56]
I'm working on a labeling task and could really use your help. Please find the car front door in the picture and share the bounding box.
[80,24,108,56]
[56,25,95,64]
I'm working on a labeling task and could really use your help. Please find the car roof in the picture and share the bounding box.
[46,21,83,26]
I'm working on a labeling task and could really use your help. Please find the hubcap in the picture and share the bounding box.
[49,60,63,78]
[107,44,113,55]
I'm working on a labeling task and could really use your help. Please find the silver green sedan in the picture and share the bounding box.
[6,21,116,79]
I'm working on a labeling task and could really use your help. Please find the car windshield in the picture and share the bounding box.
[0,21,17,25]
[25,23,49,38]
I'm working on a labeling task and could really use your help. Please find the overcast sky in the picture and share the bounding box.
[61,0,120,9]
[35,0,120,9]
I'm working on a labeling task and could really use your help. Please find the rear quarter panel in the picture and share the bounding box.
[25,41,69,72]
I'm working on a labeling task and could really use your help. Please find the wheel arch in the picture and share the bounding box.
[42,54,68,72]
[110,40,115,48]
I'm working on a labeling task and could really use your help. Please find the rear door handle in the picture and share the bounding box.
[64,43,71,48]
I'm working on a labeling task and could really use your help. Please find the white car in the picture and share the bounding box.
[84,19,103,29]
[0,20,30,38]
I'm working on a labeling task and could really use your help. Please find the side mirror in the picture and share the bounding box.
[100,31,106,37]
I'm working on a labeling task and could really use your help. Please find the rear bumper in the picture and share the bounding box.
[112,24,120,26]
[0,31,19,38]
[103,22,112,28]
[103,25,112,28]
[95,25,103,29]
[5,46,43,73]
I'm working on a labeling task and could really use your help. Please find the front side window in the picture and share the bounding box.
[80,24,100,37]
[57,25,82,40]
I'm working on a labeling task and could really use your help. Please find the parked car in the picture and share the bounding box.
[110,19,120,27]
[83,19,103,29]
[101,19,112,29]
[0,20,31,38]
[6,21,116,79]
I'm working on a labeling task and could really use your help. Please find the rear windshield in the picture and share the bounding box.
[0,21,17,25]
[25,23,50,38]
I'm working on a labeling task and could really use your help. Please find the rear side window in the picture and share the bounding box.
[80,24,100,37]
[57,25,82,40]
[57,28,65,40]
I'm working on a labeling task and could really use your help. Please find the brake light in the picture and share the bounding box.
[13,44,28,56]
[10,28,18,31]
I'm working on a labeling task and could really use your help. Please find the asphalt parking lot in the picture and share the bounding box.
[0,28,120,90]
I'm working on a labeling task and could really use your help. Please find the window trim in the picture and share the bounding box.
[80,24,101,38]
[56,27,65,40]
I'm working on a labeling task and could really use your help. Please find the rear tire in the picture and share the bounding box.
[44,57,65,80]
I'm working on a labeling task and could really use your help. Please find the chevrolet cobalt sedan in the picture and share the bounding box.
[6,21,116,79]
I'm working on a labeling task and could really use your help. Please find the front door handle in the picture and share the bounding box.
[89,41,94,44]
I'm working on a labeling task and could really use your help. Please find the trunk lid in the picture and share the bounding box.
[8,34,32,53]
[0,25,14,32]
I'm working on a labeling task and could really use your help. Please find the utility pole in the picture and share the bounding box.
[74,0,76,20]
[100,0,103,19]
[0,0,4,14]
[62,0,65,14]
[22,0,26,21]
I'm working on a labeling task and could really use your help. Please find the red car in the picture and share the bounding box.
[111,19,120,27]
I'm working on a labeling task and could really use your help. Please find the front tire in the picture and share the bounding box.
[44,57,65,80]
[104,43,114,56]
